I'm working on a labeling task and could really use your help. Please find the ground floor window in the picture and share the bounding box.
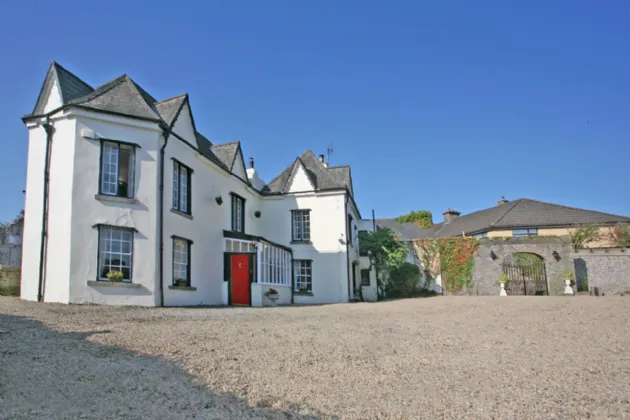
[361,269,371,286]
[294,260,312,293]
[260,243,291,285]
[98,226,133,282]
[173,237,192,287]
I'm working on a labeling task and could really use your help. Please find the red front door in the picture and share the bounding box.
[231,254,250,306]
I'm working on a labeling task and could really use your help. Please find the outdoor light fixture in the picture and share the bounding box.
[215,195,223,205]
[254,210,261,218]
[552,250,561,261]
[490,250,497,260]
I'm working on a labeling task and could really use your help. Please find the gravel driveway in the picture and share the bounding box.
[1,296,630,419]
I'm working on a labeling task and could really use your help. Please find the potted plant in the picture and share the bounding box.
[174,278,188,287]
[498,273,508,297]
[563,271,574,295]
[106,270,124,282]
[264,287,279,306]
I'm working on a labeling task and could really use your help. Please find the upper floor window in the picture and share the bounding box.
[172,160,192,214]
[358,230,369,256]
[231,193,245,232]
[100,142,135,198]
[98,225,133,282]
[512,228,538,238]
[291,210,311,242]
[347,214,354,244]
[473,232,488,239]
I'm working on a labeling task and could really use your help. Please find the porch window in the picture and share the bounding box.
[100,141,135,198]
[98,226,133,282]
[259,242,291,286]
[231,193,245,232]
[513,228,538,238]
[291,210,311,242]
[172,160,192,214]
[172,237,192,286]
[361,269,370,286]
[294,260,312,293]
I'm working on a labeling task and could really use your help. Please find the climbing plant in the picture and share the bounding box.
[360,228,409,299]
[395,210,433,229]
[414,237,478,293]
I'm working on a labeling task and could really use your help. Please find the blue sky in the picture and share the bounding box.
[1,0,629,223]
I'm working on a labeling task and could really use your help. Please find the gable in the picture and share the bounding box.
[232,148,248,181]
[42,79,63,113]
[171,102,196,143]
[287,163,315,192]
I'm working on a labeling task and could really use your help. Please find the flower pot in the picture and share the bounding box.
[267,295,279,306]
[499,282,507,297]
[564,278,574,295]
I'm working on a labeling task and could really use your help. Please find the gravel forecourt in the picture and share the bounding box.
[1,296,630,419]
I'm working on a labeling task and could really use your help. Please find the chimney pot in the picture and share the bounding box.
[249,157,254,169]
[498,196,509,205]
[319,154,325,163]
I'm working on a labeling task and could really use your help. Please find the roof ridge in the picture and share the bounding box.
[52,61,93,91]
[156,93,188,104]
[328,165,350,169]
[211,140,240,148]
[489,199,523,228]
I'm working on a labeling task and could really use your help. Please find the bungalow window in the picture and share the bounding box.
[100,142,135,198]
[231,193,245,232]
[513,228,538,238]
[361,269,371,286]
[172,237,192,287]
[473,232,488,239]
[98,226,133,282]
[358,230,369,256]
[291,210,311,242]
[172,160,192,214]
[294,260,312,293]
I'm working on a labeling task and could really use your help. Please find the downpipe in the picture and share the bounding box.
[37,118,54,302]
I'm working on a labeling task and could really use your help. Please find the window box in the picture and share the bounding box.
[293,290,313,296]
[87,280,141,289]
[168,285,197,291]
[170,209,193,220]
[290,240,312,245]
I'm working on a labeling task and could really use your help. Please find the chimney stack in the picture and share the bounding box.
[443,209,461,224]
[497,196,508,205]
[319,154,325,163]
[249,157,254,169]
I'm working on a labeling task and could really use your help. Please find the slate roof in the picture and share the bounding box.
[155,94,187,127]
[264,150,353,195]
[374,219,425,241]
[384,198,630,240]
[210,141,240,170]
[32,61,94,115]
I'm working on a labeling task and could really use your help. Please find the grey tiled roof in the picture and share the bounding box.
[32,61,94,115]
[155,94,187,128]
[375,219,425,241]
[210,142,240,170]
[409,198,630,239]
[264,150,353,195]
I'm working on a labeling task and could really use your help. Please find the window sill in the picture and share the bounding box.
[171,209,193,220]
[168,285,197,291]
[87,280,140,289]
[293,291,313,296]
[290,240,312,245]
[95,194,139,205]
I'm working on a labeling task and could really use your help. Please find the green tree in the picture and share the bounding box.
[0,222,8,245]
[395,210,433,229]
[568,225,601,249]
[361,228,409,300]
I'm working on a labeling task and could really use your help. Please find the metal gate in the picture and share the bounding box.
[502,261,548,296]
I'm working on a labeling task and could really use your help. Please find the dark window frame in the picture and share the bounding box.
[96,225,135,283]
[360,269,371,286]
[291,209,311,242]
[172,159,193,215]
[347,214,354,244]
[98,140,138,198]
[171,235,193,287]
[230,193,246,232]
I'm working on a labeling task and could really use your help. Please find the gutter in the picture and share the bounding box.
[37,118,54,302]
[158,127,170,307]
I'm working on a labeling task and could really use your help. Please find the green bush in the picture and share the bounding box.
[385,262,422,298]
[0,284,20,297]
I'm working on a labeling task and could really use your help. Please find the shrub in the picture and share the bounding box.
[385,262,422,298]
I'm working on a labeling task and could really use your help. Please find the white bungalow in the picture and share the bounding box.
[20,61,375,307]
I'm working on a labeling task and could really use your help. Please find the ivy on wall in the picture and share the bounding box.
[395,210,433,229]
[415,238,479,293]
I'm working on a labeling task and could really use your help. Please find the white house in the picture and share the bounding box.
[20,61,373,307]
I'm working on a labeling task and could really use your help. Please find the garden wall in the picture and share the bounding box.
[573,249,630,296]
[0,266,21,296]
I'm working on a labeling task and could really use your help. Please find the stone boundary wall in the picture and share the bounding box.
[0,266,21,296]
[574,248,630,296]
